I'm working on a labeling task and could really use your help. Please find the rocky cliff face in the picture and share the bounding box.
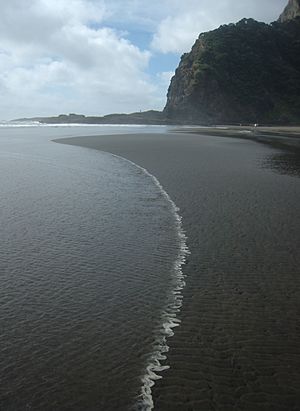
[164,4,300,125]
[279,0,300,22]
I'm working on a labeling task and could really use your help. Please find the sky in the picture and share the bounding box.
[0,0,287,120]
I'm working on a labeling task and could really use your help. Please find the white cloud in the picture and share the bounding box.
[0,0,165,119]
[151,0,287,54]
[151,10,212,54]
[157,71,174,86]
[0,0,288,119]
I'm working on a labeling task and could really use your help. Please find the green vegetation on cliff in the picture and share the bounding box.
[164,17,300,125]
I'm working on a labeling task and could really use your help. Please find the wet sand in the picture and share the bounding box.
[55,132,300,410]
[174,126,300,149]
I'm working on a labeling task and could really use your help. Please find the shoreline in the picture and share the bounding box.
[54,131,300,410]
[105,152,189,411]
[172,125,300,149]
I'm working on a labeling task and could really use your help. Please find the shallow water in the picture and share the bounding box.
[58,132,300,411]
[0,125,184,410]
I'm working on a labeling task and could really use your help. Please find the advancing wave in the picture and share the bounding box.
[104,152,189,411]
[0,121,165,128]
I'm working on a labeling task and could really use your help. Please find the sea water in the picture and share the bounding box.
[0,124,187,410]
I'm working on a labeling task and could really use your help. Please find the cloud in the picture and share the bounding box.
[0,0,288,119]
[151,9,212,54]
[157,71,174,86]
[0,0,162,119]
[151,0,287,53]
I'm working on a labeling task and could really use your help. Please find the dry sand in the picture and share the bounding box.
[55,131,300,411]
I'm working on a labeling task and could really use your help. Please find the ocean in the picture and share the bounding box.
[0,124,187,410]
[2,123,300,411]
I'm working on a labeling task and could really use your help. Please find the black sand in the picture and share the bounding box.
[55,132,300,411]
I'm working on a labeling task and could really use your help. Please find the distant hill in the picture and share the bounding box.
[14,110,168,125]
[164,2,300,125]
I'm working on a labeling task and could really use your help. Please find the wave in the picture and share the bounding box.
[103,152,189,411]
[0,122,166,128]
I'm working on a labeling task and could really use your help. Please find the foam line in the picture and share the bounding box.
[104,152,189,411]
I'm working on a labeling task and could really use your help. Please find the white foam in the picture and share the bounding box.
[0,121,167,128]
[103,151,189,411]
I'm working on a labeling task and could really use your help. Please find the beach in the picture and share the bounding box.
[55,131,300,410]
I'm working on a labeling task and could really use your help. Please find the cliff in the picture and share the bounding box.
[164,7,300,125]
[279,0,300,22]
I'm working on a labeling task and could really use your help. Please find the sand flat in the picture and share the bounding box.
[55,132,300,411]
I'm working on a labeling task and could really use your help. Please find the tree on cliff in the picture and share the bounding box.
[164,5,300,124]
